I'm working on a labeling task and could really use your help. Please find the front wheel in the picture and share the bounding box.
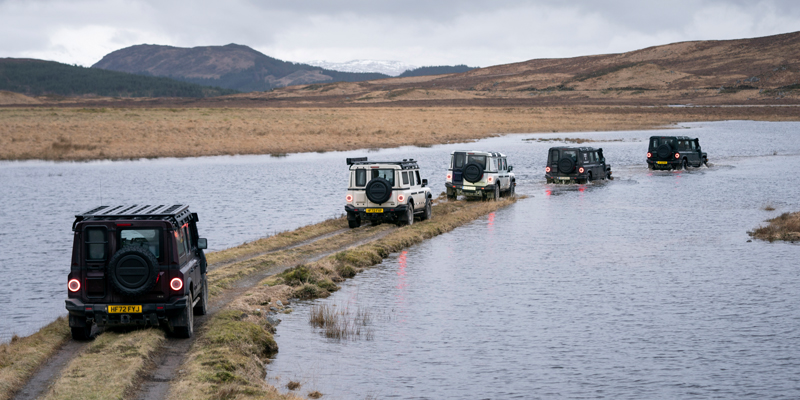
[509,182,516,197]
[703,158,709,167]
[193,280,208,316]
[420,200,432,221]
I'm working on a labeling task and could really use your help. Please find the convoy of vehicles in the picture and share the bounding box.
[63,139,709,340]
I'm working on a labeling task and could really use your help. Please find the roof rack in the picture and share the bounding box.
[73,204,192,230]
[347,157,419,170]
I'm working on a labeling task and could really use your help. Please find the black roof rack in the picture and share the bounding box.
[73,204,192,231]
[347,157,419,170]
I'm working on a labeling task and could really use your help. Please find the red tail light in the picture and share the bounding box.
[446,173,452,180]
[346,194,353,202]
[488,176,493,183]
[647,152,652,158]
[397,194,405,202]
[68,279,81,292]
[675,153,680,159]
[170,277,183,291]
[546,166,551,173]
[579,167,585,173]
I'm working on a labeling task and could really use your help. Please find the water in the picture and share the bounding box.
[0,119,797,360]
[261,121,800,399]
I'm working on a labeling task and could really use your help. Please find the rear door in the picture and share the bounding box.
[452,152,465,186]
[549,149,559,173]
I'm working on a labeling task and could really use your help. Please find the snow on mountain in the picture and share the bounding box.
[305,59,417,77]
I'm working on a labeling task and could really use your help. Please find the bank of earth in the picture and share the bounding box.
[1,195,517,400]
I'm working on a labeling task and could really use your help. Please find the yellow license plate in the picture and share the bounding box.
[365,208,383,213]
[462,187,475,191]
[559,177,571,180]
[108,305,141,313]
[656,161,668,165]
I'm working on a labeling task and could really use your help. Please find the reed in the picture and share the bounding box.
[749,211,800,242]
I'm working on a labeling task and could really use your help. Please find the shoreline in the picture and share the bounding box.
[2,105,800,162]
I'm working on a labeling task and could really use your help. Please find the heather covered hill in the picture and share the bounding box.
[0,58,237,98]
[92,44,391,92]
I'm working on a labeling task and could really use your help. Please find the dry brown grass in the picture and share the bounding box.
[749,211,800,242]
[3,106,796,161]
[0,318,70,400]
[42,328,165,400]
[206,216,347,267]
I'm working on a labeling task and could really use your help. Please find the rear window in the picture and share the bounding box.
[562,150,577,161]
[453,153,465,169]
[120,228,161,258]
[467,155,486,170]
[85,228,107,261]
[371,169,395,186]
[549,149,559,163]
[355,169,366,187]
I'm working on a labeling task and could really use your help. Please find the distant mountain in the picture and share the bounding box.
[0,58,237,98]
[92,44,391,92]
[398,65,477,77]
[305,60,418,77]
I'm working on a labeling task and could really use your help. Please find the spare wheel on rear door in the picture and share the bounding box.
[462,162,484,183]
[557,157,576,174]
[657,144,672,159]
[365,177,393,204]
[108,245,159,297]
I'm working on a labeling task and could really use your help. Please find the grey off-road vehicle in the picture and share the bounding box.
[66,204,208,340]
[445,151,516,200]
[647,136,708,170]
[546,146,612,184]
[344,157,433,228]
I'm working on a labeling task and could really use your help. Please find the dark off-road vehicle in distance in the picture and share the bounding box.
[545,146,612,184]
[66,204,208,340]
[344,157,433,228]
[647,136,708,170]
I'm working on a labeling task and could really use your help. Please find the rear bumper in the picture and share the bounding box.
[65,296,188,327]
[647,159,678,169]
[345,204,408,221]
[446,182,496,196]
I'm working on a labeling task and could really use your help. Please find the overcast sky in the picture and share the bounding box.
[2,0,799,68]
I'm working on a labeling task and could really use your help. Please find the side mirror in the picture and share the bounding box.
[197,238,207,250]
[508,166,513,172]
[421,179,428,187]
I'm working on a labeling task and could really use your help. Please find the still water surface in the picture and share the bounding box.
[263,121,800,399]
[1,122,798,400]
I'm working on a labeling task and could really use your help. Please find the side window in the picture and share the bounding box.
[651,138,658,148]
[355,169,366,187]
[402,171,409,185]
[591,152,598,162]
[691,141,696,150]
[85,228,107,261]
[415,171,422,185]
[409,171,416,186]
[175,229,186,258]
[183,226,192,252]
[582,153,589,163]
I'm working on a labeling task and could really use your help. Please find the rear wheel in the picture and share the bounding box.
[493,185,500,201]
[683,159,689,170]
[172,300,194,338]
[446,188,457,200]
[348,218,361,229]
[673,162,683,171]
[397,204,414,226]
[70,320,92,341]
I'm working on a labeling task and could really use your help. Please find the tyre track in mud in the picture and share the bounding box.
[133,225,397,400]
[10,225,388,400]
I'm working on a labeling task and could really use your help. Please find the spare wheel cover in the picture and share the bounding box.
[462,162,484,183]
[365,177,392,204]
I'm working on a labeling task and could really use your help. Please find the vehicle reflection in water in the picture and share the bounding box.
[264,122,800,399]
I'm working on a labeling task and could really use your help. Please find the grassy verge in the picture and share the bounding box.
[749,211,800,242]
[206,217,347,267]
[0,318,70,400]
[42,328,165,400]
[268,196,520,299]
[169,197,519,399]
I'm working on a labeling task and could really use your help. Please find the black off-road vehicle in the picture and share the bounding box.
[545,146,612,184]
[647,136,708,170]
[66,204,208,340]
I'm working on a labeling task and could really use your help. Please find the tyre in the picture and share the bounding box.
[462,162,484,183]
[70,320,92,341]
[397,204,414,226]
[683,159,689,170]
[703,158,709,167]
[587,172,593,182]
[606,171,612,180]
[348,216,361,229]
[648,163,654,170]
[172,301,194,338]
[108,245,159,297]
[546,178,553,184]
[446,188,457,200]
[420,200,431,220]
[673,162,683,171]
[509,182,515,197]
[557,157,576,174]
[365,177,392,204]
[193,280,207,316]
[493,185,500,201]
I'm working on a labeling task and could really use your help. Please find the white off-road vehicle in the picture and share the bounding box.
[445,151,516,200]
[344,157,433,228]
